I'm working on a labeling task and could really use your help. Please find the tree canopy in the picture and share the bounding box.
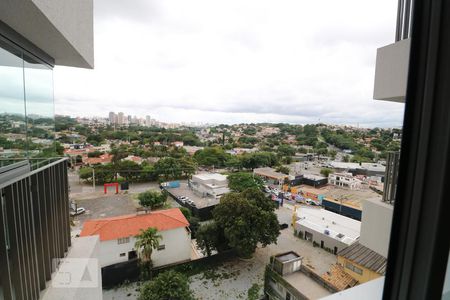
[227,172,264,192]
[138,270,194,300]
[138,190,167,209]
[197,188,279,258]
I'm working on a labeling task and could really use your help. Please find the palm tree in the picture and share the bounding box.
[135,227,162,262]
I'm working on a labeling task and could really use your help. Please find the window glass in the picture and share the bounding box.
[0,39,26,165]
[23,53,55,159]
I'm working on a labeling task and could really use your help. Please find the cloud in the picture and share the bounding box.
[54,0,404,127]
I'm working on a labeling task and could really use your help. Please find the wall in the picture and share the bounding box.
[295,224,348,254]
[373,38,410,102]
[359,198,393,257]
[337,256,381,284]
[98,227,191,268]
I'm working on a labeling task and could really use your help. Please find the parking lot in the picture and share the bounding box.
[165,181,220,209]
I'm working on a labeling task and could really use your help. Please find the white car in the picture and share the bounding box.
[70,207,85,216]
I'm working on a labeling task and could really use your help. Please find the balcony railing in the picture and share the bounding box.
[0,158,71,300]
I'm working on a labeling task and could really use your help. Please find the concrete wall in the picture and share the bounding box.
[0,0,94,68]
[98,227,191,268]
[373,38,410,103]
[295,224,348,254]
[359,198,393,258]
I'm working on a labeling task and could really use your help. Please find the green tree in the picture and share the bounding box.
[193,146,229,167]
[79,167,93,182]
[320,168,333,178]
[211,190,280,258]
[138,270,194,300]
[138,190,167,209]
[135,227,162,263]
[195,222,228,256]
[227,172,264,192]
[276,165,290,175]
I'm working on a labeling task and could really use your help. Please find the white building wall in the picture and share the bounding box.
[98,227,191,268]
[295,224,349,254]
[359,198,393,257]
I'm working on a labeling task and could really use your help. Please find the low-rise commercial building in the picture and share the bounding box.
[294,207,361,254]
[253,167,289,185]
[80,208,191,268]
[329,172,362,190]
[190,173,230,198]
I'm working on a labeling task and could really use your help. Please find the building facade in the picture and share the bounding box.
[80,209,192,268]
[294,207,360,254]
[190,173,230,198]
[329,173,362,190]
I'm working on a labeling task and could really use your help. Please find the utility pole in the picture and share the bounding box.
[92,167,96,191]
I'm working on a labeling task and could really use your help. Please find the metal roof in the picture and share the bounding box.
[338,242,387,275]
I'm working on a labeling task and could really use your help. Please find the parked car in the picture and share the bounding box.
[70,207,85,216]
[279,223,289,230]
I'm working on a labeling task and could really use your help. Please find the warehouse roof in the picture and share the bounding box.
[338,242,387,275]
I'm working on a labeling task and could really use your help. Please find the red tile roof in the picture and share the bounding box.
[79,208,189,241]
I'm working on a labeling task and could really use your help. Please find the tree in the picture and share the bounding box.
[276,165,290,175]
[79,167,93,182]
[277,144,296,156]
[179,207,192,219]
[227,172,264,192]
[193,146,229,167]
[135,227,162,263]
[139,270,194,300]
[211,190,280,258]
[195,222,228,256]
[117,160,142,182]
[138,190,167,209]
[343,155,350,162]
[320,168,333,178]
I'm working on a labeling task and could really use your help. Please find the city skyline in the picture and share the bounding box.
[54,0,405,128]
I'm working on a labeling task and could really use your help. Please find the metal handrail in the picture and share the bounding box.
[0,157,68,189]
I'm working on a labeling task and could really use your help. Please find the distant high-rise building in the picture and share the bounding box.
[118,112,124,125]
[109,111,116,125]
[146,115,151,126]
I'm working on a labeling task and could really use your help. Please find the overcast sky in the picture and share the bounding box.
[54,0,405,127]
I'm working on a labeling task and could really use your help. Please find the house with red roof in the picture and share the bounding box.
[79,208,191,268]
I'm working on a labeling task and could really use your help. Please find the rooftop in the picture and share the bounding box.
[328,162,386,173]
[253,167,288,180]
[283,271,332,299]
[338,242,387,275]
[192,173,228,182]
[275,251,301,263]
[296,207,361,245]
[79,208,189,241]
[298,185,382,210]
